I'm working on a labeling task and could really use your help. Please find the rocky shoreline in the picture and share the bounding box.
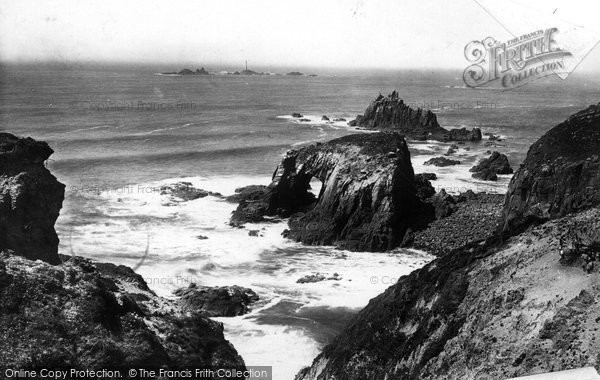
[296,103,600,379]
[2,92,599,379]
[0,133,250,373]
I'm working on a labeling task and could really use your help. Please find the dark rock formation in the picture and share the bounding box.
[417,173,437,181]
[164,67,210,75]
[296,272,341,284]
[470,151,513,181]
[0,252,245,371]
[333,118,346,122]
[287,72,303,76]
[0,133,65,264]
[445,144,459,155]
[423,156,461,167]
[173,284,259,317]
[296,104,600,380]
[414,174,436,200]
[292,113,303,118]
[321,115,330,121]
[231,132,433,251]
[353,92,482,141]
[159,182,221,203]
[225,185,268,204]
[429,189,456,219]
[502,103,600,234]
[296,207,600,380]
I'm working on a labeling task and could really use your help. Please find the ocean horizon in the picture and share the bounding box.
[1,63,600,379]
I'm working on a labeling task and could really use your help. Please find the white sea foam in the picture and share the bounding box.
[58,173,434,379]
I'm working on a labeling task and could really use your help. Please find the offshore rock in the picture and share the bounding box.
[423,156,461,167]
[231,132,431,251]
[470,151,513,181]
[353,91,482,141]
[173,284,259,317]
[502,103,600,234]
[0,133,65,264]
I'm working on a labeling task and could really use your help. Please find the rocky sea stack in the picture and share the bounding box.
[351,91,482,142]
[0,133,65,264]
[296,105,600,379]
[231,132,434,251]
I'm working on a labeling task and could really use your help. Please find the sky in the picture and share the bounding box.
[1,0,599,71]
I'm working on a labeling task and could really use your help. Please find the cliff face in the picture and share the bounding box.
[0,133,246,372]
[232,132,432,251]
[296,208,600,380]
[296,104,600,380]
[0,133,65,264]
[0,253,245,371]
[502,103,600,234]
[353,92,482,142]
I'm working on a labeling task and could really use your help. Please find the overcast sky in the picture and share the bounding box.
[1,0,599,71]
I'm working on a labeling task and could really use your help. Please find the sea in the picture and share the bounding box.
[1,63,599,379]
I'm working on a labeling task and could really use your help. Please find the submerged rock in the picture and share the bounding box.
[173,284,259,317]
[0,133,65,264]
[502,103,600,234]
[231,132,432,251]
[353,91,482,141]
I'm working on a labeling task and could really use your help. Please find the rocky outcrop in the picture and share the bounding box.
[173,284,259,317]
[502,103,600,234]
[296,207,600,380]
[0,252,245,371]
[423,156,461,167]
[0,133,246,372]
[160,181,222,204]
[296,103,600,380]
[470,151,513,181]
[231,132,433,251]
[351,91,482,141]
[0,133,65,264]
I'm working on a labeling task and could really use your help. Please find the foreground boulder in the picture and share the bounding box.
[502,103,600,234]
[231,132,432,251]
[296,207,600,380]
[174,284,259,317]
[0,133,65,264]
[470,151,513,181]
[351,91,482,141]
[0,252,245,371]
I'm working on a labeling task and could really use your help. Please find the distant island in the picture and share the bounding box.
[286,72,318,77]
[158,65,318,77]
[160,67,210,75]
